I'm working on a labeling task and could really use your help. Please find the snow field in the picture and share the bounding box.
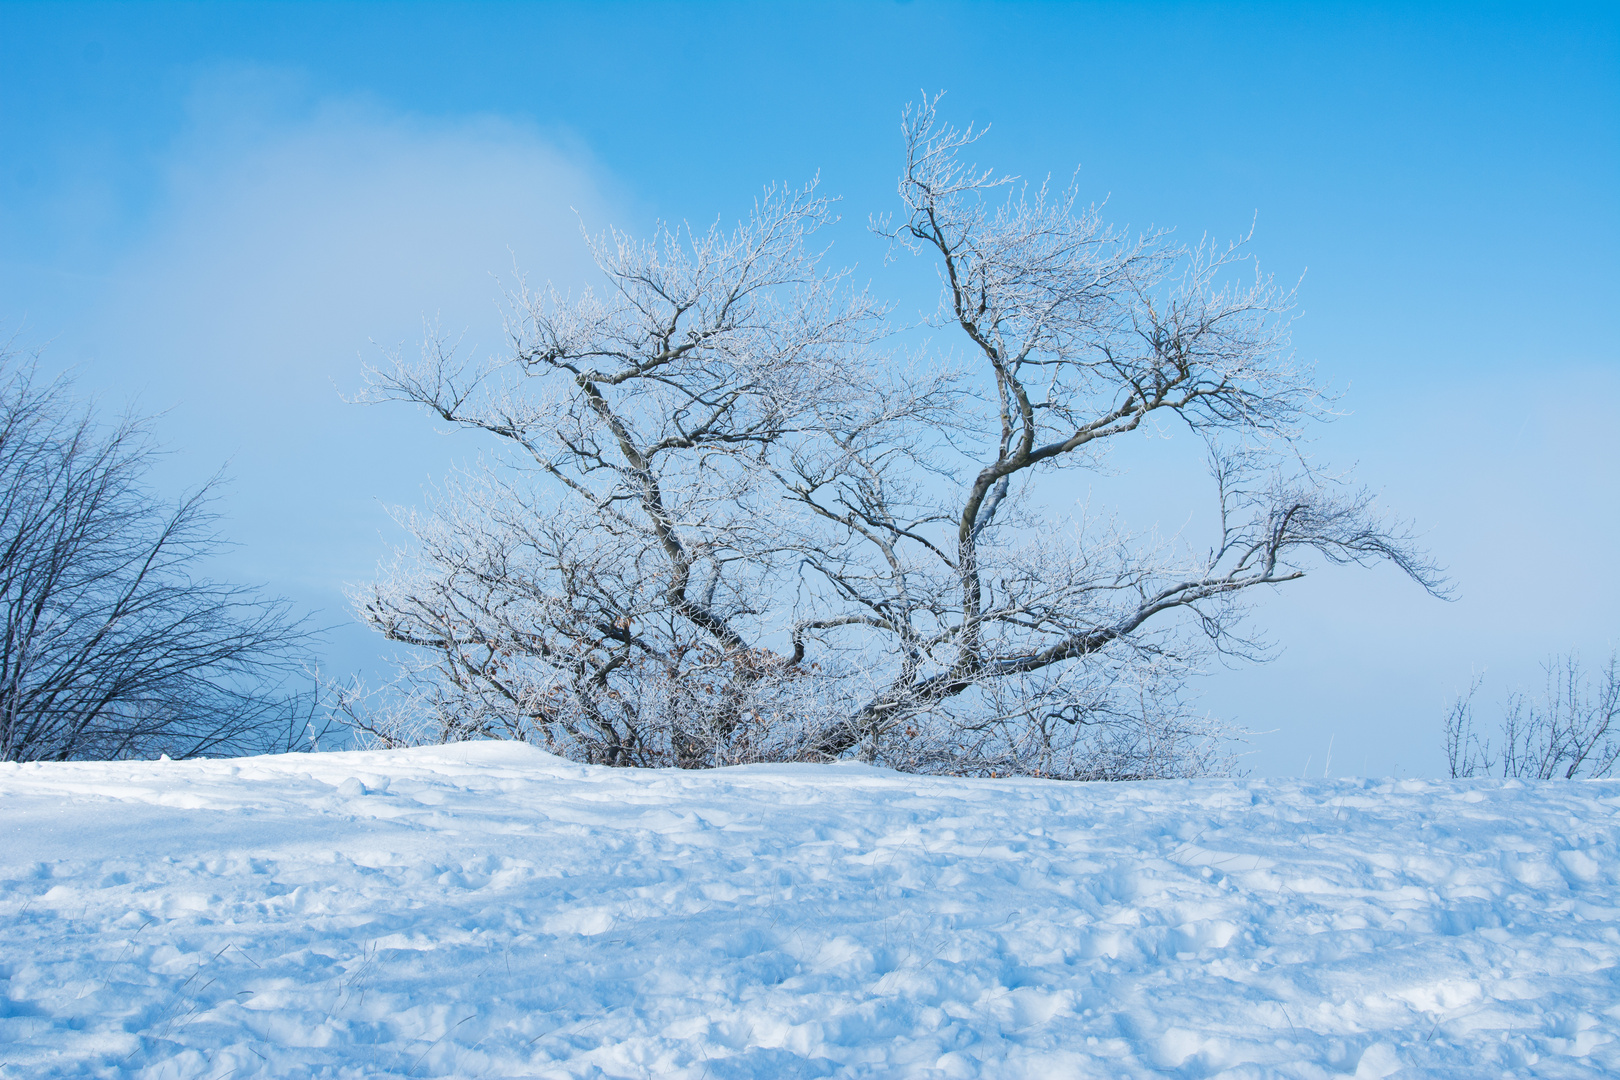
[1,742,1617,1078]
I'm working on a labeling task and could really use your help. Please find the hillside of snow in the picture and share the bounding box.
[2,743,1617,1079]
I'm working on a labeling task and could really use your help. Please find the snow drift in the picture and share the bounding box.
[2,743,1616,1078]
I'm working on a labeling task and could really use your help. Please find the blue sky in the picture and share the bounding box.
[3,1,1616,775]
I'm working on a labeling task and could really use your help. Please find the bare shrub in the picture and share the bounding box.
[1445,653,1619,779]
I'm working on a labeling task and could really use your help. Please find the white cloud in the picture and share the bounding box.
[71,74,620,599]
[2,71,627,694]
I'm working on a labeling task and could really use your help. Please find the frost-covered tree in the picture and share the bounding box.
[353,97,1445,777]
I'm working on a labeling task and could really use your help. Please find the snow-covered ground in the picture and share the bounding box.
[2,744,1617,1079]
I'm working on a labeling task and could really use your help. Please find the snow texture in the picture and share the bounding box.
[2,742,1617,1078]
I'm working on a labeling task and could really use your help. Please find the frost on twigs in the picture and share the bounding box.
[348,99,1443,780]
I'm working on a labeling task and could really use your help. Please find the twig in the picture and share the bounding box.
[410,1013,477,1076]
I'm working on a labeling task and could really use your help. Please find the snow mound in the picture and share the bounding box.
[2,746,1617,1078]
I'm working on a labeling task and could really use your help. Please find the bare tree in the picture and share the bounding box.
[355,98,1445,778]
[0,347,321,762]
[1445,653,1619,780]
